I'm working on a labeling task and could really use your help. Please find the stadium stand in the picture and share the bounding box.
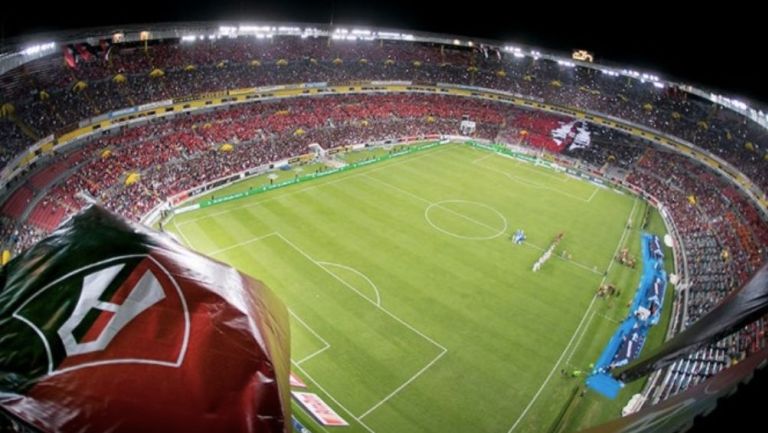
[1,31,767,412]
[0,37,763,194]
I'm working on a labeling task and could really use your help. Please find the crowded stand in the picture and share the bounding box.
[1,36,766,194]
[0,121,29,170]
[4,94,509,230]
[624,148,768,402]
[1,30,768,410]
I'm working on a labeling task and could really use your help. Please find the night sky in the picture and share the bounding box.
[1,0,764,104]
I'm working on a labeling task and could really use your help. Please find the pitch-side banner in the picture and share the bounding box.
[0,206,290,433]
[616,262,768,382]
[291,392,348,426]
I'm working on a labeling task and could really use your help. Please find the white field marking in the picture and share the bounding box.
[363,174,509,240]
[173,218,194,248]
[564,311,624,367]
[478,149,568,183]
[473,160,596,203]
[289,308,332,365]
[598,312,622,324]
[424,200,508,241]
[358,349,448,419]
[565,311,597,366]
[587,187,600,202]
[175,146,453,227]
[602,198,639,282]
[274,232,448,419]
[295,345,332,365]
[560,197,639,365]
[506,294,601,433]
[317,261,381,306]
[471,152,495,164]
[522,241,602,275]
[207,232,277,256]
[506,197,638,433]
[362,173,432,206]
[292,361,377,433]
[563,362,580,371]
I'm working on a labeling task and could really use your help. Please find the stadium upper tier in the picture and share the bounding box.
[1,31,767,196]
[1,26,767,416]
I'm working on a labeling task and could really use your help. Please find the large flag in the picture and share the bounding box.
[74,44,92,62]
[99,39,112,61]
[551,120,591,152]
[63,45,76,69]
[0,206,290,433]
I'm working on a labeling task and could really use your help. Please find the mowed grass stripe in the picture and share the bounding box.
[168,143,650,433]
[172,145,453,227]
[376,145,632,266]
[215,234,443,417]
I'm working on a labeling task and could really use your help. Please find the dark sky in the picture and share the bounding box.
[1,0,765,104]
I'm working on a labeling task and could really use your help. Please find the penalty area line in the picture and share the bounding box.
[506,198,638,432]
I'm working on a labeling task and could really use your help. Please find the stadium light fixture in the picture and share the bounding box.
[572,50,594,63]
[513,52,525,59]
[732,100,748,110]
[219,26,237,35]
[301,27,321,39]
[641,73,661,82]
[21,42,55,56]
[239,25,271,34]
[453,39,461,45]
[181,35,197,43]
[653,82,665,89]
[379,31,400,39]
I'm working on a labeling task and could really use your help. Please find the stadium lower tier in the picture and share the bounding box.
[2,35,768,196]
[1,92,767,416]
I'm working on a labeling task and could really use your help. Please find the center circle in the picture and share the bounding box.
[424,200,508,240]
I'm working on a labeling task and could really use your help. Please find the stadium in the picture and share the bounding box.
[0,8,767,433]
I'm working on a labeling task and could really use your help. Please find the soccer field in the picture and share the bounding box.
[167,143,672,433]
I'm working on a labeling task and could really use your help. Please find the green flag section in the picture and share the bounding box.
[0,206,290,433]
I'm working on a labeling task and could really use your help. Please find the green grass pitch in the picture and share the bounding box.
[166,142,674,433]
